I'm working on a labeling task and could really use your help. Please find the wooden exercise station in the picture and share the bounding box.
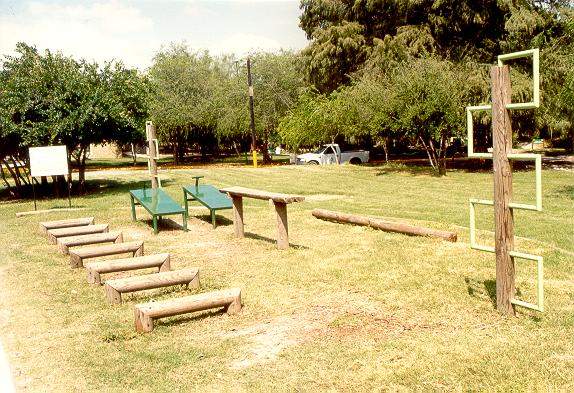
[39,217,242,333]
[219,186,305,250]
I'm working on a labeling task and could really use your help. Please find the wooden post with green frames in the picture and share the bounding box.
[467,49,544,315]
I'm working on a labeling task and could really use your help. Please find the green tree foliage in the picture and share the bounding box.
[212,51,306,161]
[0,43,148,194]
[299,0,572,93]
[148,44,219,163]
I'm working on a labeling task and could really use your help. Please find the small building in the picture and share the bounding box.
[89,143,123,159]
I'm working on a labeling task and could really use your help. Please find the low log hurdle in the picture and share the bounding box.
[57,232,123,255]
[39,217,95,236]
[47,224,109,244]
[69,241,144,268]
[85,253,171,285]
[134,288,242,333]
[105,267,200,304]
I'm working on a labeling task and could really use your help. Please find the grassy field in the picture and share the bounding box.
[0,164,572,392]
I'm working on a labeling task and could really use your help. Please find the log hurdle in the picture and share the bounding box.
[47,224,109,244]
[69,241,144,268]
[85,253,171,285]
[57,232,124,255]
[134,288,242,333]
[39,217,95,236]
[104,267,200,304]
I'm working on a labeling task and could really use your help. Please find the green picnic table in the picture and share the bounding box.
[130,188,187,234]
[182,176,232,228]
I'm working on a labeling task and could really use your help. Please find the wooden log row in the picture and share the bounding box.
[312,208,457,242]
[69,241,144,269]
[105,267,199,304]
[57,232,123,255]
[85,253,171,285]
[47,224,109,244]
[134,288,242,333]
[38,217,94,235]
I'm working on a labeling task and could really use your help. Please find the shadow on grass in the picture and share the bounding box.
[465,277,497,308]
[132,217,187,233]
[244,232,309,250]
[555,184,574,200]
[84,178,179,198]
[187,214,233,228]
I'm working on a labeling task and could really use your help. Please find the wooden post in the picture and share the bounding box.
[231,196,244,238]
[246,58,257,168]
[146,121,159,189]
[274,202,289,250]
[492,65,516,316]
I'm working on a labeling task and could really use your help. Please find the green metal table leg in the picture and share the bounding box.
[183,213,188,232]
[211,210,216,229]
[183,189,189,218]
[130,195,137,221]
[153,216,158,234]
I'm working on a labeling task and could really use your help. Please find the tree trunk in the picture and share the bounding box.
[0,160,17,197]
[263,129,272,164]
[75,145,88,195]
[382,139,389,162]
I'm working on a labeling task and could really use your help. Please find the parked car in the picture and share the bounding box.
[295,144,369,165]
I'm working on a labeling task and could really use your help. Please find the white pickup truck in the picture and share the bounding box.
[296,144,369,165]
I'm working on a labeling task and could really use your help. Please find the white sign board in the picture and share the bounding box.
[29,146,69,177]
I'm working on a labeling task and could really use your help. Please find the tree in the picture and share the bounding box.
[0,43,149,195]
[148,44,219,163]
[213,51,306,161]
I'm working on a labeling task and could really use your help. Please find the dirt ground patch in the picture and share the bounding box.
[224,291,434,369]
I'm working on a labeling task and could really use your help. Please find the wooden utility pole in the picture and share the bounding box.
[492,65,515,316]
[146,121,159,189]
[246,58,257,168]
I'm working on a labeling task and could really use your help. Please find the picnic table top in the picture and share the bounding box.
[219,186,305,204]
[183,184,232,209]
[130,188,185,215]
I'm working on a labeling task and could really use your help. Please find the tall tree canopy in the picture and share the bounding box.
[299,0,571,93]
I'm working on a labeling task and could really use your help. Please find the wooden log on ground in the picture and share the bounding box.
[16,208,88,218]
[105,267,199,304]
[39,217,94,235]
[47,224,108,244]
[134,288,242,333]
[85,253,171,285]
[312,208,457,242]
[69,241,144,269]
[57,232,123,255]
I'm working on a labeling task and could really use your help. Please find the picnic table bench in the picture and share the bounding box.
[219,186,305,250]
[129,188,187,234]
[182,176,232,228]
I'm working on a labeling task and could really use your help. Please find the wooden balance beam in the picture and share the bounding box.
[39,217,94,235]
[85,253,171,285]
[69,241,144,269]
[134,288,242,333]
[104,267,200,304]
[312,208,457,242]
[47,224,109,244]
[219,186,305,250]
[57,232,124,255]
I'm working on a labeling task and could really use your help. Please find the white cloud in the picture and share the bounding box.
[209,33,282,56]
[0,0,156,69]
